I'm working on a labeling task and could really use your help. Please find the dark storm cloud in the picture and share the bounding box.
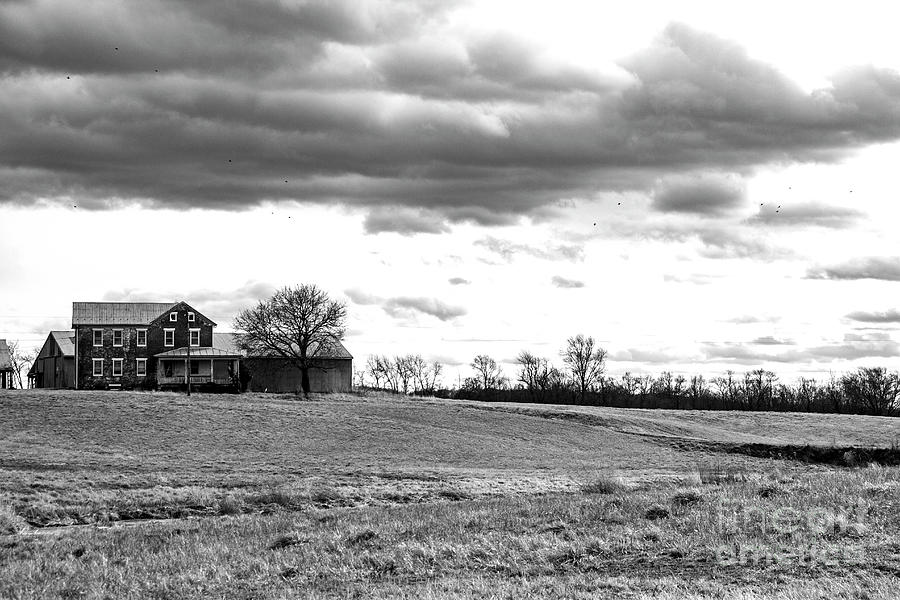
[551,276,585,289]
[845,309,900,323]
[746,202,863,228]
[651,174,746,215]
[807,257,900,281]
[2,10,900,220]
[344,289,466,321]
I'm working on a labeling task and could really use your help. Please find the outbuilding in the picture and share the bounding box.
[28,331,76,389]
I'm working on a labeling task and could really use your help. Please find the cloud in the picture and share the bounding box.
[651,173,746,215]
[704,340,900,364]
[448,277,470,285]
[363,207,449,235]
[724,315,780,324]
[383,297,466,321]
[551,275,585,288]
[807,257,900,281]
[746,202,863,228]
[344,288,381,305]
[1,13,899,223]
[475,236,584,262]
[344,288,465,321]
[751,336,794,345]
[101,280,277,327]
[845,309,900,323]
[844,332,892,342]
[610,348,691,364]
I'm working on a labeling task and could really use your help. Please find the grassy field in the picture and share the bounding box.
[1,389,899,598]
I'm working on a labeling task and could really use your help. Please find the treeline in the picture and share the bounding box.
[356,335,900,417]
[449,366,900,417]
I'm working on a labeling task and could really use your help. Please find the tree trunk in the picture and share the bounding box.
[301,367,311,394]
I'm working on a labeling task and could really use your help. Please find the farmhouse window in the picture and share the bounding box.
[136,358,147,377]
[170,312,177,322]
[92,358,103,377]
[93,329,103,347]
[189,328,200,347]
[188,312,195,322]
[164,328,175,347]
[136,329,147,347]
[112,329,123,347]
[190,361,199,375]
[112,358,123,377]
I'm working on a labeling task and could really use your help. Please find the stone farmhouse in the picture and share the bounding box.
[25,301,352,393]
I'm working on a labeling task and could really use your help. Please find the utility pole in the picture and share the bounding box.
[185,329,191,397]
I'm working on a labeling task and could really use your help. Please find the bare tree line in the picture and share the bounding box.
[357,333,900,417]
[362,354,444,395]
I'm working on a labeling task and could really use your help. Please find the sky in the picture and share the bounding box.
[1,0,899,384]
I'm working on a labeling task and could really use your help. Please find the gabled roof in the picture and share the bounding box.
[50,331,75,357]
[0,339,12,371]
[155,347,241,359]
[73,302,176,326]
[213,332,352,359]
[148,301,217,327]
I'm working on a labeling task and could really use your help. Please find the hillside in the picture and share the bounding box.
[1,389,898,526]
[2,389,900,599]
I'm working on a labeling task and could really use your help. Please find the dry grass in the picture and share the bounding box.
[2,389,899,598]
[2,467,899,598]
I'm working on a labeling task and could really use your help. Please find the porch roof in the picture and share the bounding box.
[154,347,242,359]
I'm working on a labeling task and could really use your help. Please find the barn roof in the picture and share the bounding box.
[50,331,75,357]
[213,332,352,359]
[73,302,176,326]
[0,339,12,371]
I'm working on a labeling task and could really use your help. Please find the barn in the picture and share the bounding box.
[28,331,76,389]
[0,339,13,389]
[214,333,352,393]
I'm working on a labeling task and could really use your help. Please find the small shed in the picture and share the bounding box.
[29,331,76,389]
[0,339,13,389]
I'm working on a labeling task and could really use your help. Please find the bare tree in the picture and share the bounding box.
[365,355,383,389]
[428,361,444,392]
[353,368,366,389]
[516,351,547,401]
[233,284,347,394]
[841,367,900,416]
[687,375,707,409]
[471,354,502,390]
[6,340,34,389]
[561,335,607,404]
[394,354,415,394]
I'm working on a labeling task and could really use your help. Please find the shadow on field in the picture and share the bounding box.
[670,440,900,467]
